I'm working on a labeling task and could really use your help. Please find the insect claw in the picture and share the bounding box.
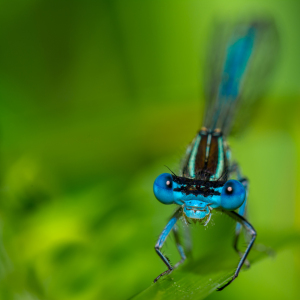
[217,275,237,291]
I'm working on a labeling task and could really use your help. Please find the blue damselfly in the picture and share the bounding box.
[152,19,279,290]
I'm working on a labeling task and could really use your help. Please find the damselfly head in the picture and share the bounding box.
[153,173,247,212]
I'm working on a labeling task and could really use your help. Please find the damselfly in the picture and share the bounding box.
[153,19,278,290]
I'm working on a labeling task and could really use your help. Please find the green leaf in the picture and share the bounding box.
[130,231,300,300]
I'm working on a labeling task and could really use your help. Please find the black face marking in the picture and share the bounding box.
[174,185,221,197]
[172,175,225,197]
[172,175,225,188]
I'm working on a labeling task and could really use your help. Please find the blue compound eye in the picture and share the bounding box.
[153,173,174,205]
[220,180,246,210]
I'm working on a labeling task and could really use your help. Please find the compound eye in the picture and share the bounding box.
[153,173,174,205]
[221,180,246,210]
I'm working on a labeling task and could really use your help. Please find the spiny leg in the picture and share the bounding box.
[154,207,183,282]
[231,163,250,267]
[235,177,251,267]
[172,224,186,268]
[217,211,256,291]
[183,221,192,258]
[232,165,274,260]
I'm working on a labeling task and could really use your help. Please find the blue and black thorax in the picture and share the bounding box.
[181,128,230,182]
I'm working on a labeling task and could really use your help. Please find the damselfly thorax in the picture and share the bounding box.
[181,127,231,182]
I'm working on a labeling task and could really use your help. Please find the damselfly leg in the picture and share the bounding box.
[231,163,251,267]
[172,224,187,268]
[154,208,183,282]
[217,211,256,291]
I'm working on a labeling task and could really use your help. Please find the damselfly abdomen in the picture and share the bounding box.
[152,19,278,290]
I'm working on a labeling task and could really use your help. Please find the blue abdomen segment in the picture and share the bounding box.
[220,27,255,99]
[203,23,260,135]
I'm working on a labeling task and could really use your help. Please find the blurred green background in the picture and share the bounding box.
[0,0,299,299]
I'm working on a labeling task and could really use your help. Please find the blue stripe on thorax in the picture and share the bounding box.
[187,130,228,180]
[187,134,201,178]
[210,135,225,180]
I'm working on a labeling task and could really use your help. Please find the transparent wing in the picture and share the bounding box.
[202,18,280,136]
